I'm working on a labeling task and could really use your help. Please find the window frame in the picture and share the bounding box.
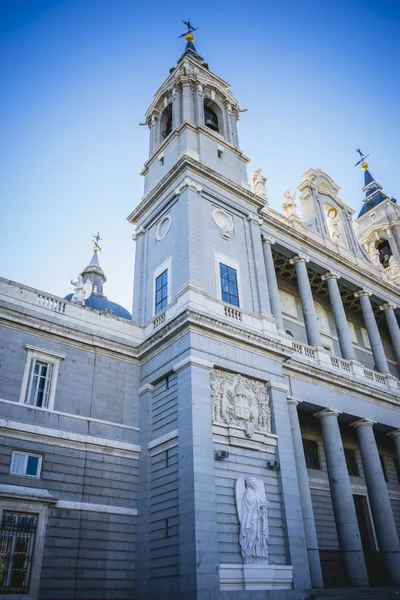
[214,252,242,309]
[0,499,49,600]
[10,451,42,479]
[19,346,65,412]
[302,438,321,470]
[152,258,172,317]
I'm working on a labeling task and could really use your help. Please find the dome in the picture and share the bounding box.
[64,293,132,320]
[66,239,132,320]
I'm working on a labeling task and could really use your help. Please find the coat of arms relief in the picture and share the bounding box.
[210,369,271,438]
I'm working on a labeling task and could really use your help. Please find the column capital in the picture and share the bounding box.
[350,418,376,429]
[266,381,290,392]
[287,396,303,406]
[380,302,397,311]
[387,429,400,439]
[247,213,263,226]
[173,355,214,373]
[313,408,342,419]
[132,226,146,241]
[354,288,372,298]
[261,233,276,245]
[290,254,309,265]
[321,271,340,281]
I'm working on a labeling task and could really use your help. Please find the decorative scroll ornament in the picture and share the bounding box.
[210,370,271,438]
[236,477,269,562]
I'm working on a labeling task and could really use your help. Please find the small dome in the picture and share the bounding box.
[64,293,132,320]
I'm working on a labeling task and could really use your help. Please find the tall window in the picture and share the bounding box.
[19,346,65,411]
[0,512,37,594]
[25,360,52,408]
[220,264,239,307]
[155,270,168,314]
[302,439,321,470]
[344,448,359,477]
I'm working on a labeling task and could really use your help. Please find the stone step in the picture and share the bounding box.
[310,587,400,600]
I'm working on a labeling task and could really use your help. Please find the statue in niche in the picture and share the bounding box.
[236,477,269,562]
[327,207,341,243]
[388,255,400,280]
[282,189,297,217]
[252,168,267,198]
[210,370,271,438]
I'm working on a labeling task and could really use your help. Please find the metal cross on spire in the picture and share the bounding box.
[178,20,198,38]
[355,147,370,167]
[92,232,102,252]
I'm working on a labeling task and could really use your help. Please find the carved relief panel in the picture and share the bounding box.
[210,370,272,449]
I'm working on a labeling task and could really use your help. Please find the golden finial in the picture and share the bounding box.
[92,232,102,253]
[186,32,195,43]
[361,162,369,170]
[355,147,369,169]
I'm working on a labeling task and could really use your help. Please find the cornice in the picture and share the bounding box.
[128,151,264,225]
[0,305,140,363]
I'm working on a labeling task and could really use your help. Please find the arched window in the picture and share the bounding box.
[204,100,220,133]
[161,105,172,140]
[376,239,392,268]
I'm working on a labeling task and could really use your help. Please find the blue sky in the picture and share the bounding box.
[1,0,399,314]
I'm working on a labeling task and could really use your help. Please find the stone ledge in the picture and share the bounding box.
[219,562,293,591]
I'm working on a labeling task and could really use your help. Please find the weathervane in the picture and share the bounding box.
[355,147,369,167]
[178,20,198,39]
[92,232,102,253]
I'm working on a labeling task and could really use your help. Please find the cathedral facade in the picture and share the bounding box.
[1,33,400,600]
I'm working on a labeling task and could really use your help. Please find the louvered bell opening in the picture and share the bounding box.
[204,106,219,132]
[162,113,172,139]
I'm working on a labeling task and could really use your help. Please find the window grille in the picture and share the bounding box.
[0,512,37,595]
[155,270,168,314]
[302,439,321,470]
[220,263,239,307]
[25,360,53,408]
[344,448,359,477]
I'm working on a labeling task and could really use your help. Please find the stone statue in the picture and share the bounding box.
[388,255,400,281]
[71,275,85,304]
[251,169,267,198]
[369,243,381,267]
[70,275,92,305]
[236,477,269,562]
[282,189,297,217]
[327,208,341,243]
[210,370,271,438]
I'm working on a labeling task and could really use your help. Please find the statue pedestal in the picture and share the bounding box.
[219,562,293,591]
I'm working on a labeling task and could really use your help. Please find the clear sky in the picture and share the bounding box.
[1,0,399,315]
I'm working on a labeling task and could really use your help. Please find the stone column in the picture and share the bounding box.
[181,82,192,123]
[355,289,389,373]
[315,409,369,586]
[262,236,284,331]
[388,430,400,467]
[290,256,322,347]
[288,397,323,588]
[247,218,271,316]
[380,303,400,365]
[267,382,312,591]
[132,226,146,323]
[173,356,219,597]
[136,383,154,596]
[195,84,204,127]
[352,419,400,584]
[149,113,159,157]
[322,272,355,360]
[172,85,182,130]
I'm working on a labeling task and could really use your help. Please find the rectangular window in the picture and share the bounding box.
[0,512,37,595]
[25,360,53,408]
[10,452,42,479]
[302,439,321,470]
[220,263,239,307]
[155,269,168,314]
[344,448,359,477]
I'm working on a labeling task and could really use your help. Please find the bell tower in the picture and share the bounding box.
[128,28,273,336]
[140,29,249,197]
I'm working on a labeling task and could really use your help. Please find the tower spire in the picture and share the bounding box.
[82,233,107,296]
[356,151,396,218]
[178,19,202,59]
